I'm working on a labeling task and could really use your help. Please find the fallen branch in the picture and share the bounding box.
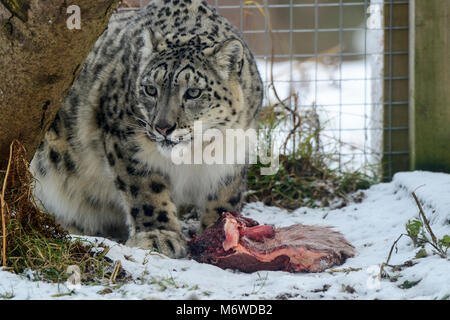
[327,267,362,274]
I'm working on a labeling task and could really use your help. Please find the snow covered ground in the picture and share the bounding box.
[0,171,448,300]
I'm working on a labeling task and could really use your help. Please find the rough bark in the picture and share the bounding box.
[0,0,120,169]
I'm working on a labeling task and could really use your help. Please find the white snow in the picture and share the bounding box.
[1,171,449,300]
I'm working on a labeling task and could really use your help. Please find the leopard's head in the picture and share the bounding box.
[134,36,246,153]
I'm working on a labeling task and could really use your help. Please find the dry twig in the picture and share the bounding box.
[1,141,18,266]
[412,190,438,247]
[379,234,405,279]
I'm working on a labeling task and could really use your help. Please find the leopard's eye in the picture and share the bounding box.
[144,85,158,97]
[185,88,202,100]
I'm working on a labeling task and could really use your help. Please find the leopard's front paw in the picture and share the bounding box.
[126,230,187,258]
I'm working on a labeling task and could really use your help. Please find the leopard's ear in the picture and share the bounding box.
[149,30,165,52]
[140,29,165,53]
[136,29,161,63]
[208,39,244,80]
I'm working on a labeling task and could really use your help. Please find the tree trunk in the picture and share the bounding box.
[0,0,120,169]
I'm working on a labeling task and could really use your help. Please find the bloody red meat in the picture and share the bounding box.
[188,212,355,273]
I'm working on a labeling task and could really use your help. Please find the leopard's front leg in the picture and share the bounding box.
[123,174,186,258]
[200,167,247,232]
[107,144,186,258]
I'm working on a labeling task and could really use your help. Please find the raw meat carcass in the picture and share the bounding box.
[188,212,355,273]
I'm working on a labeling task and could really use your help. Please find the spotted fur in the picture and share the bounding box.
[30,0,263,258]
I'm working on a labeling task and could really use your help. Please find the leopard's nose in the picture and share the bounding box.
[155,121,177,137]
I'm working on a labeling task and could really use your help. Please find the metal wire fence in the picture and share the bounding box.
[118,0,409,180]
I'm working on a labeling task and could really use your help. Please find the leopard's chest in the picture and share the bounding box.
[133,140,237,209]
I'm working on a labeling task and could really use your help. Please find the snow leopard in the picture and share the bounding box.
[30,0,263,258]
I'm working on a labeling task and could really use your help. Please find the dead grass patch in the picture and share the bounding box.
[0,140,127,284]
